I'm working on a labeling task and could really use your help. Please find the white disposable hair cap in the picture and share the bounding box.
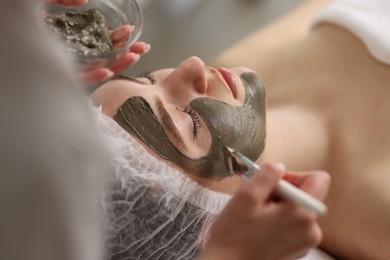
[95,108,231,260]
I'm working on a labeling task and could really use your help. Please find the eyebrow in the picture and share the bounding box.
[155,98,185,147]
[110,74,146,85]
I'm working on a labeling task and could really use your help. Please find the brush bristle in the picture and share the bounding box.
[222,146,249,175]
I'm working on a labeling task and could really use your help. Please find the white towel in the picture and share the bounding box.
[312,0,390,65]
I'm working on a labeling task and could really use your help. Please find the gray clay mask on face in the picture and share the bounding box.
[114,72,266,180]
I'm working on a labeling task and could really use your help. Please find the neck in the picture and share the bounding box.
[258,106,329,171]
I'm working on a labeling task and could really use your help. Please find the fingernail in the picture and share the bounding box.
[274,163,286,172]
[129,25,135,32]
[62,0,88,5]
[130,53,140,63]
[112,30,125,41]
[107,70,114,77]
[101,71,114,81]
[145,44,151,52]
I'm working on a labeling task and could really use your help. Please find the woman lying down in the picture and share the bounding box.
[90,57,330,260]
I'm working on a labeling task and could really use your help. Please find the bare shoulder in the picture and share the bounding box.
[320,160,390,259]
[212,0,335,69]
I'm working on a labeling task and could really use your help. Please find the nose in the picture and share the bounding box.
[163,56,208,95]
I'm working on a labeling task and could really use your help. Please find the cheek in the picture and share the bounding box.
[202,82,243,106]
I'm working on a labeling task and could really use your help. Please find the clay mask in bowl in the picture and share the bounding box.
[44,0,143,73]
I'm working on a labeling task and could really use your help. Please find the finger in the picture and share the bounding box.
[46,0,88,6]
[113,41,151,56]
[293,217,323,249]
[112,42,128,50]
[109,52,140,75]
[225,163,281,213]
[111,25,134,44]
[308,222,323,247]
[129,42,151,55]
[283,171,331,201]
[251,162,284,196]
[79,68,113,86]
[277,204,323,248]
[248,163,284,203]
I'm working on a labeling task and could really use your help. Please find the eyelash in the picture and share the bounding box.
[181,106,202,139]
[138,71,156,84]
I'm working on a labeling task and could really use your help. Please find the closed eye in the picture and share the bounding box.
[179,106,202,139]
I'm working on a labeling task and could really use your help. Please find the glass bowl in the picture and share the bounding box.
[44,0,143,73]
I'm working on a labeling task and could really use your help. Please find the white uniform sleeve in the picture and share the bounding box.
[0,1,104,260]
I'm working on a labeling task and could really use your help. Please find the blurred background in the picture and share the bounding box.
[127,0,304,75]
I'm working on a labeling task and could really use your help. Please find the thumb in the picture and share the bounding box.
[224,163,282,213]
[250,163,284,200]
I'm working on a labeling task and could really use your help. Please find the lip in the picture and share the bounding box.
[217,68,238,99]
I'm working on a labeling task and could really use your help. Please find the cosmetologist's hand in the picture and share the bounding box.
[79,26,150,86]
[200,163,330,260]
[46,0,89,6]
[45,0,151,86]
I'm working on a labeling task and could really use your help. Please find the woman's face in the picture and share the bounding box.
[91,56,266,179]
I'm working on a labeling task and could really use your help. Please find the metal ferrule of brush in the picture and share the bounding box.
[223,147,260,179]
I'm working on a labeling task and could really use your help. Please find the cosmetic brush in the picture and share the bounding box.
[222,146,327,216]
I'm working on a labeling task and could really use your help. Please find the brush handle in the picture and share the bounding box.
[246,163,327,216]
[276,179,327,216]
[226,147,327,215]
